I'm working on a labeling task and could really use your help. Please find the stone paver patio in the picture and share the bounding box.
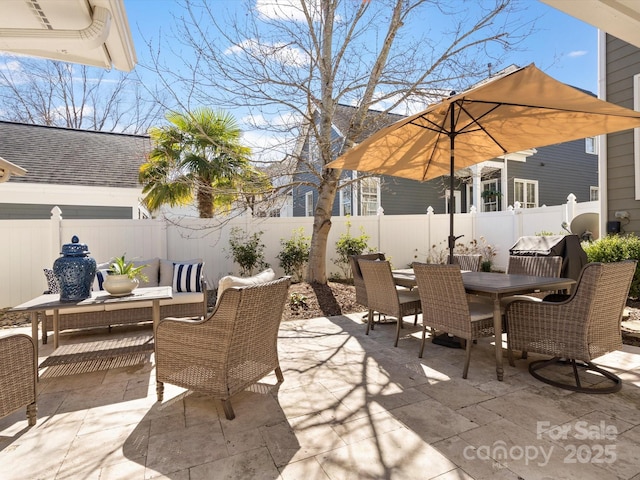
[1,313,640,479]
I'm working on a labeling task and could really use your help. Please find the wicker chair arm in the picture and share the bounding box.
[506,297,590,346]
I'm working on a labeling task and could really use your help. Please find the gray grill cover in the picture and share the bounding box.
[509,235,588,281]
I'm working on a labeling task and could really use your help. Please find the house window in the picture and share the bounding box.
[481,179,501,212]
[339,182,352,216]
[585,137,597,155]
[514,178,538,208]
[308,134,320,165]
[360,177,379,216]
[445,189,461,214]
[305,191,314,217]
[590,186,599,201]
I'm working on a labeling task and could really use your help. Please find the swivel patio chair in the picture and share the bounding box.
[413,263,495,379]
[0,334,37,426]
[506,261,636,393]
[358,259,421,347]
[155,276,291,420]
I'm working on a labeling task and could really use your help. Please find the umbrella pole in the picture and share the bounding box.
[448,105,456,264]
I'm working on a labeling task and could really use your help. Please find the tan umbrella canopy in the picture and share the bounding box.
[326,63,640,260]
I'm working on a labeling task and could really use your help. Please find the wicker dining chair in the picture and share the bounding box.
[0,334,37,426]
[349,253,386,308]
[413,263,495,378]
[445,254,482,272]
[506,261,636,393]
[358,259,421,347]
[155,276,291,420]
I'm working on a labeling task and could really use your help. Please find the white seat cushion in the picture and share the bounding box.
[160,292,203,306]
[104,301,153,311]
[46,305,104,315]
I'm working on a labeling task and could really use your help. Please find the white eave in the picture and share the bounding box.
[541,0,640,49]
[0,0,136,72]
[0,156,27,183]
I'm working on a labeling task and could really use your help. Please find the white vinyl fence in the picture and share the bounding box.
[0,195,598,308]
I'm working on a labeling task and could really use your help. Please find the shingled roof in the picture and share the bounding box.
[0,121,151,188]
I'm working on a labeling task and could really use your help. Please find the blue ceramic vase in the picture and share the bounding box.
[53,236,97,301]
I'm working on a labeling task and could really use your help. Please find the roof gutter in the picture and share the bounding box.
[0,6,111,51]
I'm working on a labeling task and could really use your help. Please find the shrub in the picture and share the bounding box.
[582,234,640,298]
[333,220,371,279]
[277,228,310,283]
[289,292,308,310]
[227,227,269,276]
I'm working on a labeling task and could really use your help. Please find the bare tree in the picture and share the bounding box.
[145,0,534,283]
[0,56,164,134]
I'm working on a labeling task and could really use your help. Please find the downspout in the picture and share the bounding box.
[597,29,608,238]
[0,6,111,51]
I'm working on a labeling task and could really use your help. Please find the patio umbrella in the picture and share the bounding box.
[326,63,640,261]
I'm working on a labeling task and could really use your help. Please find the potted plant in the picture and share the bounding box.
[480,189,502,202]
[103,255,148,296]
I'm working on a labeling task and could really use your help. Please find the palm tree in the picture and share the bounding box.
[139,108,255,218]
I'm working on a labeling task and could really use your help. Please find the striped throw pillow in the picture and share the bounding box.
[172,263,203,293]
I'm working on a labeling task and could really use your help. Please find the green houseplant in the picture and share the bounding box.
[108,255,148,281]
[104,255,148,296]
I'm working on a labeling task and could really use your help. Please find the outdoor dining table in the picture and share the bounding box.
[392,269,576,381]
[9,286,172,378]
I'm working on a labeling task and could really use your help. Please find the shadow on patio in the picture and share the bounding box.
[1,315,640,479]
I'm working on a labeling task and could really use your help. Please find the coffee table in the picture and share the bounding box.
[10,286,172,376]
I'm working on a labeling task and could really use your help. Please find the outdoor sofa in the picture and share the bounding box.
[41,257,207,343]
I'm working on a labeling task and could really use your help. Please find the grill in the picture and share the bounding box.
[509,234,588,281]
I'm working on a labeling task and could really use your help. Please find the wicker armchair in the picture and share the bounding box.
[506,261,636,393]
[155,276,291,420]
[413,263,494,378]
[358,259,421,347]
[0,334,37,426]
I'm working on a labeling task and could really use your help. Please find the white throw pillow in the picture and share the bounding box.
[216,268,276,304]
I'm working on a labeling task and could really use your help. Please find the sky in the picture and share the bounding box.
[117,0,599,158]
[123,0,598,93]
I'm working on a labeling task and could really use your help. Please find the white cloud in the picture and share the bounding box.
[255,0,315,22]
[568,50,588,58]
[0,60,22,72]
[242,110,302,129]
[225,38,309,67]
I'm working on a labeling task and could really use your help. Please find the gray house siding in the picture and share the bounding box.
[506,141,598,207]
[380,176,459,215]
[605,35,640,233]
[0,204,132,220]
[292,105,598,217]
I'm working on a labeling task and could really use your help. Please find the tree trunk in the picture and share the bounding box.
[307,168,341,283]
[197,180,214,218]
